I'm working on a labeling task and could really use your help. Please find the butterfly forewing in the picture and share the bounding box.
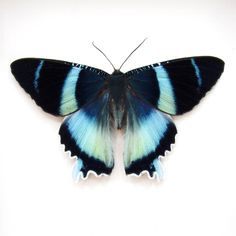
[126,56,224,115]
[11,58,108,116]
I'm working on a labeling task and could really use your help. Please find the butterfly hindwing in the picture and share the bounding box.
[124,92,177,178]
[126,56,224,115]
[59,92,114,179]
[11,58,108,116]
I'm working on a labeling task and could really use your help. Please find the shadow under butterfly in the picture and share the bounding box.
[10,39,224,181]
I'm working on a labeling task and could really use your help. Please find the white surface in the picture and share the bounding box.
[1,0,236,235]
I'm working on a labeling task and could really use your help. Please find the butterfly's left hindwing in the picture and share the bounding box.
[11,58,108,116]
[59,92,114,179]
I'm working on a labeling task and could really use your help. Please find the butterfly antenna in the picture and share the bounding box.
[92,42,116,70]
[118,38,148,70]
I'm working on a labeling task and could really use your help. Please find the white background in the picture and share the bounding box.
[0,0,236,235]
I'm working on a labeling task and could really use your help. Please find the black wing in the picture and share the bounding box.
[11,58,108,116]
[126,56,224,115]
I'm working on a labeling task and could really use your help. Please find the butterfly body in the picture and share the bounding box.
[11,55,224,180]
[108,70,125,100]
[107,70,128,129]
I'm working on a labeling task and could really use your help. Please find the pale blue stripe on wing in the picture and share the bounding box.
[67,109,113,167]
[34,60,44,92]
[154,66,176,114]
[60,67,81,115]
[191,58,202,87]
[124,109,170,167]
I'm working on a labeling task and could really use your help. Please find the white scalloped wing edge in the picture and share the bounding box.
[127,141,176,180]
[59,137,109,181]
[59,132,177,181]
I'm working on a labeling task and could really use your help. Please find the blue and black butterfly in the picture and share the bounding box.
[11,40,224,180]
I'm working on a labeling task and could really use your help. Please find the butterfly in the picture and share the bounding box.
[10,40,224,181]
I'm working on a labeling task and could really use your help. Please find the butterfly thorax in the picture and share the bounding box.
[108,70,127,129]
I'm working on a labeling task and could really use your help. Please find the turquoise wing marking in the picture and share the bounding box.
[59,93,114,178]
[124,92,177,178]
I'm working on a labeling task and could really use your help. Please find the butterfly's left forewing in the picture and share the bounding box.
[11,58,108,116]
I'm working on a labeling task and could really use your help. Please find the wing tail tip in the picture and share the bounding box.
[125,122,177,179]
[59,130,113,180]
[126,159,164,181]
[72,158,111,182]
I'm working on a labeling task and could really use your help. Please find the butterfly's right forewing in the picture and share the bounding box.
[127,56,224,115]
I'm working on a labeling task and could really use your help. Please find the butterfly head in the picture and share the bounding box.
[111,70,124,76]
[109,70,125,96]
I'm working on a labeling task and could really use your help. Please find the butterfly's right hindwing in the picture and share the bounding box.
[124,92,177,178]
[11,58,108,116]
